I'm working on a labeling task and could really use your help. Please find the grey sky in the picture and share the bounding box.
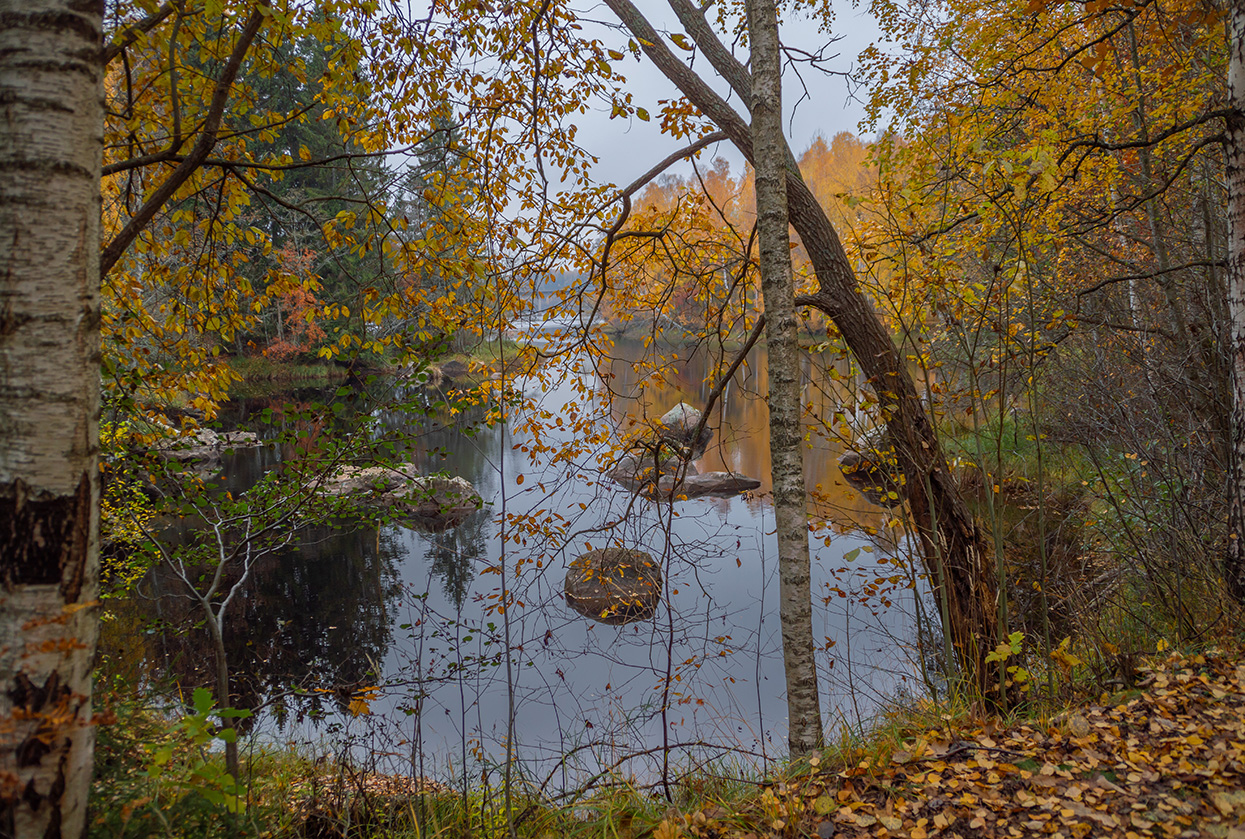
[572,1,883,188]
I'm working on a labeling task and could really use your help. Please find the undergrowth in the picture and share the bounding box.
[90,637,1222,839]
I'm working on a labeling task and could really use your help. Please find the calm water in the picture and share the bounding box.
[108,339,934,787]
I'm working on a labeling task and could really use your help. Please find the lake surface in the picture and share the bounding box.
[106,338,935,790]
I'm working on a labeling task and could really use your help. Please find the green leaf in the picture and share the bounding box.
[192,687,214,715]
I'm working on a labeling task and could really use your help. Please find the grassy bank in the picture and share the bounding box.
[91,646,1245,838]
[228,355,354,384]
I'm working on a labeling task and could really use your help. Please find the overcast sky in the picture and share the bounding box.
[571,1,884,187]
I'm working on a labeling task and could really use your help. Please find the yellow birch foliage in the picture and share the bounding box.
[100,0,634,417]
[852,0,1225,358]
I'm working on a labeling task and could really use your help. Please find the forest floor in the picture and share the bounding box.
[92,648,1245,838]
[659,650,1245,839]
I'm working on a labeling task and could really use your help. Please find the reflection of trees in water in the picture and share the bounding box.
[120,378,503,725]
[428,510,487,609]
[602,338,890,528]
[128,524,401,726]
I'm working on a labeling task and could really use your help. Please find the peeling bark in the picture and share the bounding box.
[0,1,104,836]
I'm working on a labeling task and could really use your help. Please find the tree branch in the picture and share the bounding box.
[103,2,176,66]
[101,8,266,276]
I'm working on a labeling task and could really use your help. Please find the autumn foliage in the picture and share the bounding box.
[263,246,326,361]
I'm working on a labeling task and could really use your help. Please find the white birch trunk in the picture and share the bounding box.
[1227,0,1245,600]
[0,1,104,836]
[745,0,824,755]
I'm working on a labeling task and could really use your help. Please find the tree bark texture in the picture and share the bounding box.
[0,1,104,837]
[603,0,999,694]
[745,0,825,755]
[1225,0,1245,601]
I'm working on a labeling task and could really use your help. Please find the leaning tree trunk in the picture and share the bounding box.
[603,0,1000,695]
[746,0,824,755]
[1225,0,1245,601]
[0,1,104,837]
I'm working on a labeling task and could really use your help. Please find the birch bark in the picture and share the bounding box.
[745,0,824,755]
[0,1,104,836]
[1225,0,1245,599]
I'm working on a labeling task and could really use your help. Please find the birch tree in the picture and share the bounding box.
[1228,0,1245,599]
[601,0,1000,693]
[0,1,104,836]
[745,0,824,754]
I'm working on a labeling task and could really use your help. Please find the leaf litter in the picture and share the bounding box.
[654,651,1245,839]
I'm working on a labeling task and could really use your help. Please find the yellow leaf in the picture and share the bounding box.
[653,818,681,839]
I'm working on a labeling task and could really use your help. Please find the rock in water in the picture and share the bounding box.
[154,428,262,463]
[654,471,761,498]
[605,451,696,492]
[322,466,482,532]
[605,402,735,494]
[658,402,713,457]
[439,358,469,380]
[564,548,662,625]
[838,448,903,507]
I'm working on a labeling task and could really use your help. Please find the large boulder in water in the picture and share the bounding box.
[150,427,263,479]
[439,358,470,384]
[322,466,482,531]
[657,402,713,458]
[564,548,661,625]
[154,428,262,463]
[605,403,746,494]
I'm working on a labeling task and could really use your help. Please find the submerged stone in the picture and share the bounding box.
[564,548,662,625]
[654,471,761,498]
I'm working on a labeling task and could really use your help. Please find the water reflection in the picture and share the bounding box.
[107,522,402,726]
[108,342,931,786]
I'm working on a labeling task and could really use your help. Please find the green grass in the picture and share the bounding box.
[228,355,349,384]
[93,638,1225,839]
[461,337,524,366]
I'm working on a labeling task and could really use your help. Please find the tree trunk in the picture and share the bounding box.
[746,0,824,755]
[205,610,240,781]
[603,0,999,694]
[1224,0,1245,600]
[0,1,104,836]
